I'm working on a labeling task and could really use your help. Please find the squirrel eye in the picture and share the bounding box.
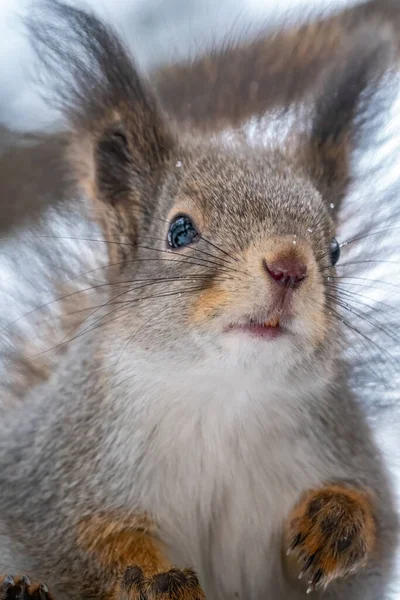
[330,237,341,266]
[168,215,198,249]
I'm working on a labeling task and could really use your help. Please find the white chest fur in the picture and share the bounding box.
[109,354,334,599]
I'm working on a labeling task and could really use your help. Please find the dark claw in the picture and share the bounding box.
[31,583,51,600]
[302,553,317,573]
[291,532,305,550]
[3,576,14,588]
[311,569,324,588]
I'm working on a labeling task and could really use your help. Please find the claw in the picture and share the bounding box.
[38,583,50,599]
[290,533,304,550]
[299,552,317,579]
[3,575,14,588]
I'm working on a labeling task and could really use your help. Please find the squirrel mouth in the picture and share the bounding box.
[228,312,283,339]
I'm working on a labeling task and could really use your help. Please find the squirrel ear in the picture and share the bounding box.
[28,1,174,254]
[299,29,394,210]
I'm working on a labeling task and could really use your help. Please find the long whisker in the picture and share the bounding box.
[320,259,400,272]
[152,215,242,263]
[29,286,205,358]
[327,285,400,315]
[44,285,137,365]
[0,234,136,247]
[136,245,243,275]
[199,235,241,263]
[1,233,241,276]
[339,225,400,247]
[113,306,169,370]
[326,293,400,343]
[326,303,398,365]
[316,225,400,263]
[3,274,222,332]
[56,257,237,285]
[326,275,400,290]
[145,236,241,269]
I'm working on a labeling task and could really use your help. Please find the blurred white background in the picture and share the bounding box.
[0,0,361,130]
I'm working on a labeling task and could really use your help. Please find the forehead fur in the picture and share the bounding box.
[164,143,330,242]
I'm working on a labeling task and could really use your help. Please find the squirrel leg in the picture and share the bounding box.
[284,485,376,593]
[0,575,52,599]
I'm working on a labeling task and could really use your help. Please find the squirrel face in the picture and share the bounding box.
[115,145,338,370]
[30,1,390,374]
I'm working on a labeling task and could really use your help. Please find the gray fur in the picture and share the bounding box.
[0,2,399,599]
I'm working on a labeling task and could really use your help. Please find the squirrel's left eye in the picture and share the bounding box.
[330,238,341,266]
[168,215,199,249]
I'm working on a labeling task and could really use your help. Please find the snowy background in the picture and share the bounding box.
[0,0,400,597]
[0,0,360,131]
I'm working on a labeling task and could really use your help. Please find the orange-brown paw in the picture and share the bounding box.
[116,566,205,600]
[0,575,53,599]
[286,485,376,593]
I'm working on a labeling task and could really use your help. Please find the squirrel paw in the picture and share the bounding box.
[285,485,376,593]
[117,566,206,599]
[0,575,52,599]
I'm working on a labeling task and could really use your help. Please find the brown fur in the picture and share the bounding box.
[77,513,205,599]
[285,485,377,592]
[152,0,400,133]
[77,514,169,577]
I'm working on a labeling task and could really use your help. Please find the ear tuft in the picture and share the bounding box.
[299,26,396,208]
[28,0,174,207]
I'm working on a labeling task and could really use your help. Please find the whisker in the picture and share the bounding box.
[29,286,205,358]
[58,257,237,284]
[113,306,169,370]
[152,215,242,263]
[326,275,400,290]
[339,225,400,248]
[0,234,136,247]
[3,272,226,332]
[44,285,137,365]
[328,295,399,343]
[326,305,395,386]
[326,303,398,366]
[320,259,400,272]
[136,245,243,275]
[327,285,400,315]
[145,236,241,269]
[199,235,241,263]
[316,225,400,263]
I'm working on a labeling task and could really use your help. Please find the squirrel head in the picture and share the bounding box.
[28,1,393,375]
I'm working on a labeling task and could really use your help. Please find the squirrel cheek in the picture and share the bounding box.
[296,285,329,347]
[190,285,231,324]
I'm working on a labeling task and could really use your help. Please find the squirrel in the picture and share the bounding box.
[0,0,400,599]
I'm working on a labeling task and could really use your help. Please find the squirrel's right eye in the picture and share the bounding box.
[168,215,199,249]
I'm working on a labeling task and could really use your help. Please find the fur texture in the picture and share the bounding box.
[0,1,400,599]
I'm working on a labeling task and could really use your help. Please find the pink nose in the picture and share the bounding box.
[263,258,307,288]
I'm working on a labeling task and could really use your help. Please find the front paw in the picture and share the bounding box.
[117,566,206,599]
[285,485,376,593]
[1,575,52,599]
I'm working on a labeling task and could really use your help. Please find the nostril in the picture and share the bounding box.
[263,258,307,288]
